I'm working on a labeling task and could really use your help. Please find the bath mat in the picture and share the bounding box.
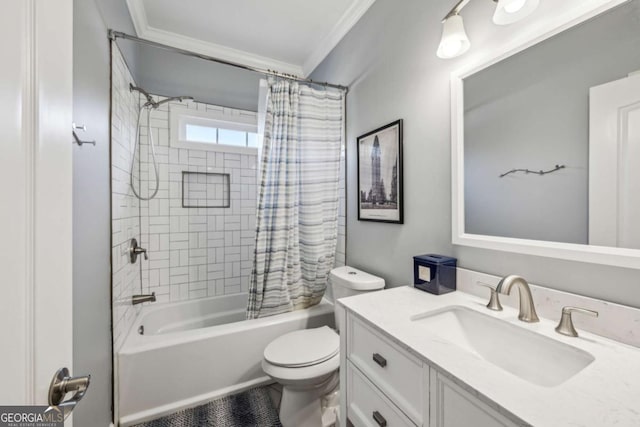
[132,386,282,427]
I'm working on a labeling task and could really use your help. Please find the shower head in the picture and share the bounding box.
[151,95,194,108]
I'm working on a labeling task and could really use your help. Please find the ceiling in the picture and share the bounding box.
[126,0,376,77]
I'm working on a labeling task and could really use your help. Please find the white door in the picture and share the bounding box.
[589,73,640,249]
[0,0,77,421]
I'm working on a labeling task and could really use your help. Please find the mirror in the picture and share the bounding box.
[452,0,640,268]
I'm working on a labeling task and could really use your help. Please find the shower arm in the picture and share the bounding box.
[129,84,194,109]
[154,95,194,107]
[130,83,155,106]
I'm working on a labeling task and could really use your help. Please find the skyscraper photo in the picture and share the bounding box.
[357,120,403,223]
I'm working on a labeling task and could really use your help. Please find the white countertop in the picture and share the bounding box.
[338,286,640,427]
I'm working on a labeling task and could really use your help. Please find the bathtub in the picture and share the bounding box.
[117,293,335,426]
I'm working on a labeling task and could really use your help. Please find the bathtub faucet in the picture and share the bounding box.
[132,292,156,305]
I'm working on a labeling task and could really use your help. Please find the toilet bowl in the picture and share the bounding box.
[262,266,385,427]
[262,326,340,427]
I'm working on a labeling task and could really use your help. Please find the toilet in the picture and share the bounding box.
[262,266,385,427]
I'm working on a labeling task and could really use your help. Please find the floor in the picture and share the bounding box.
[266,383,283,411]
[132,386,282,427]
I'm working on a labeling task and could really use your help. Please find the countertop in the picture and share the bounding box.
[338,286,640,427]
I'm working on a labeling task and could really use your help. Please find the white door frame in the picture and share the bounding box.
[0,0,73,411]
[589,74,640,249]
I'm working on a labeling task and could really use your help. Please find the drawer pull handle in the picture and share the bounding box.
[373,410,387,427]
[372,353,387,368]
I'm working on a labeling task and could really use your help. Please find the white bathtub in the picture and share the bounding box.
[117,293,335,426]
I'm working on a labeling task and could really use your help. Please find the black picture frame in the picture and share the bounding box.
[357,119,403,224]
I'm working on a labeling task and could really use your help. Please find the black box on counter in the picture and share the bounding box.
[413,254,457,295]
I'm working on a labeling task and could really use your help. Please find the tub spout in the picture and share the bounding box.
[132,292,156,305]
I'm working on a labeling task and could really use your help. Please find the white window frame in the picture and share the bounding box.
[170,106,259,155]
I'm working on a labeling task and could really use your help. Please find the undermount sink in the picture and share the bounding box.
[411,306,595,387]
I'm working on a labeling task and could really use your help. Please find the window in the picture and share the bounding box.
[170,105,260,154]
[185,124,217,143]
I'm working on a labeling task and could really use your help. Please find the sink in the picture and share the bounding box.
[411,306,594,387]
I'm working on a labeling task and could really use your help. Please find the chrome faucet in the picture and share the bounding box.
[496,275,539,323]
[132,292,156,305]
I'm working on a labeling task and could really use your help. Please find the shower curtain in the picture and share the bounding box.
[247,79,345,319]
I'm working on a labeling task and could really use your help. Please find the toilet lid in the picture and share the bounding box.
[264,326,339,368]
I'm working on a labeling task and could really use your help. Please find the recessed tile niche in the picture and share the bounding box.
[182,171,230,208]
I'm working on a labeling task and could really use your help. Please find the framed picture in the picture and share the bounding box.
[357,119,403,223]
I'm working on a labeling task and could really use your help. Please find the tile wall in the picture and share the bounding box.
[111,46,142,351]
[134,99,258,303]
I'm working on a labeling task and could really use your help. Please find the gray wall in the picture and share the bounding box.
[73,0,137,425]
[464,3,640,244]
[311,0,640,308]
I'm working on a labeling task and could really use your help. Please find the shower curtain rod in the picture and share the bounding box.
[108,30,348,92]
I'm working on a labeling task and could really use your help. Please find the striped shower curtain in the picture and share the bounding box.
[247,79,344,319]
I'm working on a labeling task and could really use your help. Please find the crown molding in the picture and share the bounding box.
[302,0,376,76]
[126,0,375,78]
[144,26,304,76]
[125,0,148,37]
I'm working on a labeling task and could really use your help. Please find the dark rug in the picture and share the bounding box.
[132,386,282,427]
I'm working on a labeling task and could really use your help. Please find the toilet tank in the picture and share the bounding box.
[329,266,385,331]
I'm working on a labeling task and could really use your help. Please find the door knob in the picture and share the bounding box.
[48,367,90,420]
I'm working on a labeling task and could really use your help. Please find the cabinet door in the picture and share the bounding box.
[347,362,417,427]
[430,371,519,427]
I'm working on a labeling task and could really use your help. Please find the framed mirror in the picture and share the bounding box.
[451,0,640,269]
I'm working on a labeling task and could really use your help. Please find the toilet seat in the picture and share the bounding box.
[264,326,339,368]
[262,327,340,384]
[262,353,340,383]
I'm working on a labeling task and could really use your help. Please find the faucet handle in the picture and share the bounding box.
[477,282,503,311]
[135,247,148,260]
[555,306,598,337]
[129,238,148,263]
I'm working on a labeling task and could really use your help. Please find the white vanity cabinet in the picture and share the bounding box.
[429,372,519,427]
[341,310,520,427]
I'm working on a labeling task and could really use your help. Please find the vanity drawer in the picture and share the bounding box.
[347,315,424,425]
[347,361,417,427]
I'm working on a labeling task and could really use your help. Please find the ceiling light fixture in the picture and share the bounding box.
[437,14,471,59]
[437,0,540,59]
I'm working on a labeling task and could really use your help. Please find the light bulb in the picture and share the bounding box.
[441,40,463,58]
[504,0,526,14]
[493,0,539,25]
